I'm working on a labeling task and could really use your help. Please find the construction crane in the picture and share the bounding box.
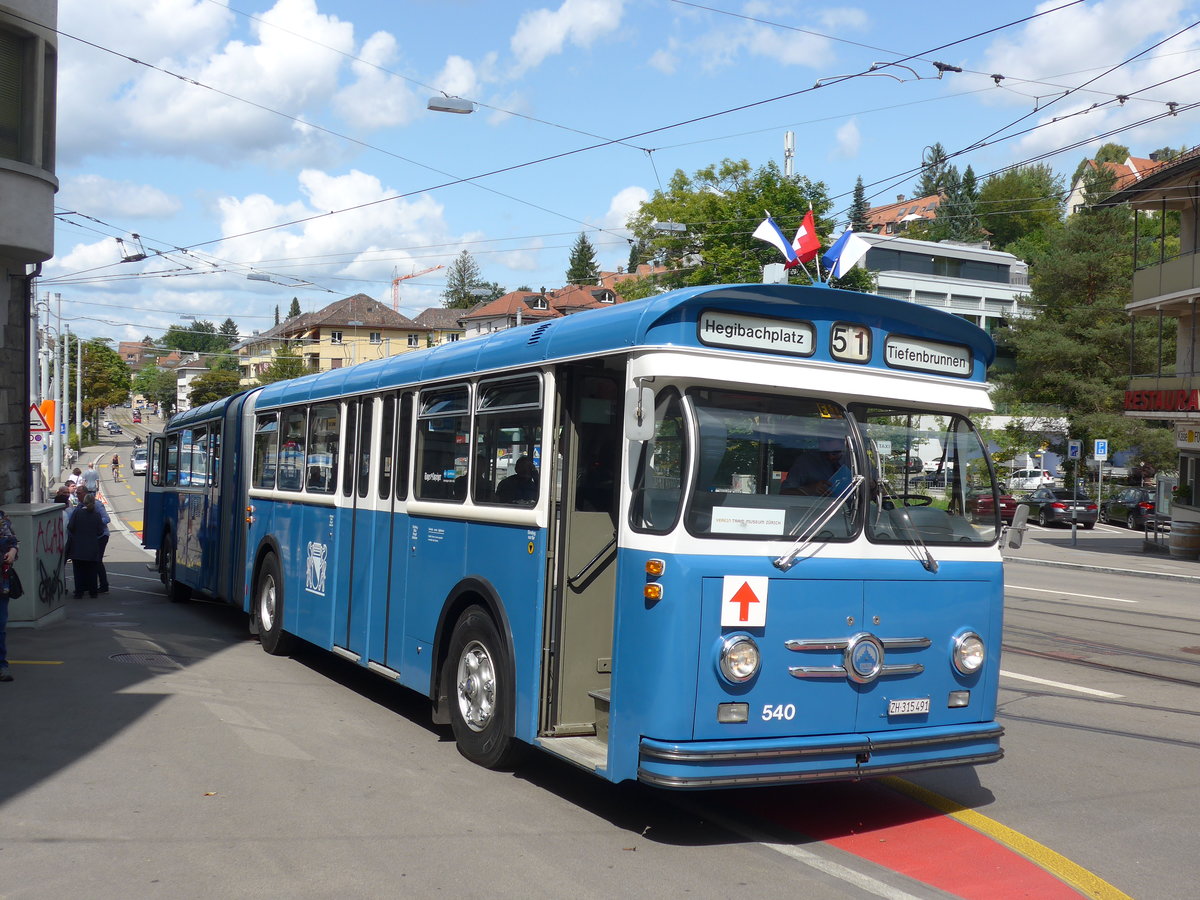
[392,264,444,311]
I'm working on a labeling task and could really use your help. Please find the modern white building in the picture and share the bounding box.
[859,234,1029,336]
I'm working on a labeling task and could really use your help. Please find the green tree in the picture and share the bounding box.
[163,320,223,354]
[68,339,132,438]
[256,343,308,385]
[992,167,1175,473]
[627,158,836,288]
[849,176,870,232]
[287,298,302,319]
[188,369,243,407]
[274,305,280,326]
[977,163,1065,250]
[918,165,985,243]
[1070,141,1130,187]
[442,250,490,309]
[914,143,949,198]
[218,317,240,348]
[565,232,600,284]
[209,350,240,373]
[133,365,178,417]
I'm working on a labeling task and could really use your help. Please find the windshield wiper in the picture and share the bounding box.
[895,507,939,573]
[773,475,864,572]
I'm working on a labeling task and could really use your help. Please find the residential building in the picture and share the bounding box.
[1066,154,1163,215]
[235,293,431,383]
[859,233,1029,336]
[172,354,208,413]
[864,193,941,235]
[413,307,465,347]
[1104,145,1200,528]
[458,285,621,338]
[1,0,57,502]
[118,340,159,368]
[598,263,670,291]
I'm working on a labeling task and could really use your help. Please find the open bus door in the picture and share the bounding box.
[542,362,624,758]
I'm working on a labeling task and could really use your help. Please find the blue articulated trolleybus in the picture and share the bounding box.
[145,282,1005,788]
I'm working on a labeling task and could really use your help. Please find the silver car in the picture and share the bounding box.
[131,446,148,475]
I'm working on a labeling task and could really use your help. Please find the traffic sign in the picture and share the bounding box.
[28,403,50,432]
[1067,439,1082,460]
[1094,439,1109,461]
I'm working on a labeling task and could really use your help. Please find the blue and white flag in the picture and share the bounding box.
[753,215,799,268]
[821,229,870,280]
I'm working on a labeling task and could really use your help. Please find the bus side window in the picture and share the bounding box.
[165,434,179,487]
[416,386,470,503]
[253,414,279,490]
[306,403,339,494]
[278,408,306,492]
[395,394,413,501]
[475,375,542,507]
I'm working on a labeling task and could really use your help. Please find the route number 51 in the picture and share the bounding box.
[831,323,871,362]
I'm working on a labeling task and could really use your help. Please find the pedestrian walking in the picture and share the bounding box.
[0,508,19,682]
[93,494,111,594]
[66,493,105,599]
[81,462,100,494]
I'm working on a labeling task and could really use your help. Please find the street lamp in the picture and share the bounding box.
[427,94,475,114]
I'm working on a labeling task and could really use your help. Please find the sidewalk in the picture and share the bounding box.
[1004,522,1200,583]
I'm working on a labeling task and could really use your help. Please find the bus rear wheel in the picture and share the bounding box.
[256,553,294,656]
[446,605,523,770]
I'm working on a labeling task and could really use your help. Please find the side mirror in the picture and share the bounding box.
[1005,504,1029,549]
[624,386,656,442]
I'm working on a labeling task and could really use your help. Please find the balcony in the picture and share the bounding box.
[1131,250,1200,309]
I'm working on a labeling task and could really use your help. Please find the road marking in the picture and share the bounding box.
[1000,669,1123,698]
[10,660,64,665]
[1008,584,1137,604]
[883,778,1133,900]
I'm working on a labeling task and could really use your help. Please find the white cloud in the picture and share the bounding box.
[510,0,626,75]
[335,32,421,130]
[436,55,482,99]
[60,175,182,219]
[604,185,649,229]
[834,119,861,159]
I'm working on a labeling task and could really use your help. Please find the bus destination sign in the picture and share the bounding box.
[698,310,815,357]
[883,334,972,378]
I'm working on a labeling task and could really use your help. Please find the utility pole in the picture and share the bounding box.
[784,131,794,178]
[76,334,83,454]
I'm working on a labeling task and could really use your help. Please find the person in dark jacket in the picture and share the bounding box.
[0,508,18,682]
[67,493,105,598]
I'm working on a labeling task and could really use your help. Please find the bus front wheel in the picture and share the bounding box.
[446,606,523,770]
[256,553,294,656]
[161,536,190,602]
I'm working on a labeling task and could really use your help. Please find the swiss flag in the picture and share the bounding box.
[791,210,820,265]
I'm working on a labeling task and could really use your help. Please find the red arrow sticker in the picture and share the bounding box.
[721,576,767,628]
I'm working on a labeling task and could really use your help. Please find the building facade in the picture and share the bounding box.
[1,0,57,503]
[859,234,1029,335]
[1106,147,1200,528]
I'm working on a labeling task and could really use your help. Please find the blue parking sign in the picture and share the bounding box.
[1094,439,1108,461]
[1068,440,1082,460]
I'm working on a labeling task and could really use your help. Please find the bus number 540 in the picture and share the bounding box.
[762,703,796,721]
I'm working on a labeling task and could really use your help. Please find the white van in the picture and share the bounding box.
[1007,468,1055,491]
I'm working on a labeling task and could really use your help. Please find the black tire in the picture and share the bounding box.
[445,605,523,769]
[1082,521,1095,530]
[256,553,294,656]
[1038,510,1051,527]
[162,535,191,602]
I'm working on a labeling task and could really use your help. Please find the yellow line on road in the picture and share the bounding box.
[882,777,1132,899]
[10,660,64,666]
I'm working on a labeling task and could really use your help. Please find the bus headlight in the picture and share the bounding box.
[718,634,761,684]
[952,632,985,675]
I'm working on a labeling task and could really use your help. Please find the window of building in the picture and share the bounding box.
[330,331,343,344]
[448,333,460,342]
[407,334,419,348]
[370,332,382,344]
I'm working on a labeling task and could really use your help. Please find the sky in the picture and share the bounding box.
[41,0,1200,348]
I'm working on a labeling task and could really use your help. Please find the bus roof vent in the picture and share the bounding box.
[527,322,553,345]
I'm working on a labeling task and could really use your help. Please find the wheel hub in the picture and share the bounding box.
[456,642,496,732]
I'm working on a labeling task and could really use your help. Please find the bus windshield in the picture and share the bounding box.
[680,387,860,540]
[853,405,999,545]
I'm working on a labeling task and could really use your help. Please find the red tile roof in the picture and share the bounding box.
[864,193,941,234]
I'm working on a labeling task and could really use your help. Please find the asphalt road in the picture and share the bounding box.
[4,416,1196,898]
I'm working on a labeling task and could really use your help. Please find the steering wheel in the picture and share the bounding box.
[885,493,933,508]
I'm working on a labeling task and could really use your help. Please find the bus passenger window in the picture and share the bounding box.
[306,403,339,494]
[395,394,413,501]
[253,414,279,490]
[278,408,306,492]
[475,375,542,507]
[416,386,470,502]
[378,397,395,499]
[165,434,179,487]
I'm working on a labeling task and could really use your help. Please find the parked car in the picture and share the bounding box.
[968,490,1018,525]
[106,421,122,434]
[1018,486,1097,528]
[131,446,148,475]
[888,454,924,474]
[1100,487,1158,529]
[1007,468,1055,491]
